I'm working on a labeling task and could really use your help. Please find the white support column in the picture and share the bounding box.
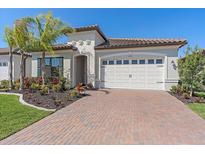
[98,57,101,89]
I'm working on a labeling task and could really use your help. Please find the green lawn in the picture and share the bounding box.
[0,94,52,140]
[187,103,205,119]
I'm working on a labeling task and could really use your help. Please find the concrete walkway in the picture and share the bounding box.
[1,89,205,144]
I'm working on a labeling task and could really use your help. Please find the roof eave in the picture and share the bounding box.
[95,42,187,50]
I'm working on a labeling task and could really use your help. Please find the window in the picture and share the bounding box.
[109,60,114,65]
[148,59,154,64]
[132,60,138,64]
[156,59,163,64]
[116,60,122,65]
[0,63,2,67]
[37,57,63,77]
[123,60,129,64]
[102,61,107,65]
[139,59,145,64]
[2,62,8,66]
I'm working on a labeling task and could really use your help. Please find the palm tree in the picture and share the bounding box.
[4,27,16,90]
[13,19,34,90]
[23,12,74,85]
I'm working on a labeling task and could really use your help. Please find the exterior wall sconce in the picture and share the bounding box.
[171,60,177,70]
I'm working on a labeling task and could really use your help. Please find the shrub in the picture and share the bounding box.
[31,83,40,91]
[170,85,177,94]
[14,80,20,90]
[176,85,183,94]
[70,89,78,98]
[52,84,61,92]
[182,93,190,99]
[40,85,49,95]
[59,77,67,91]
[181,85,189,94]
[0,80,9,89]
[24,77,32,89]
[51,77,59,85]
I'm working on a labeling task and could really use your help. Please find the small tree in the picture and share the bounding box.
[4,27,16,90]
[178,46,205,96]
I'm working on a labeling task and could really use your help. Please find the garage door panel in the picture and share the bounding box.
[101,58,164,90]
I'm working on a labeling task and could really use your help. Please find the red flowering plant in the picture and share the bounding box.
[24,77,31,89]
[51,77,60,85]
[36,77,43,85]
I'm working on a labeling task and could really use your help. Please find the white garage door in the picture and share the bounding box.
[101,58,164,90]
[0,61,9,81]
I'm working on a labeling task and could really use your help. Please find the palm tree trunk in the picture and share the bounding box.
[19,53,24,91]
[9,47,13,90]
[41,51,45,85]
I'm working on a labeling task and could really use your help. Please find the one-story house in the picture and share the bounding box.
[0,48,31,81]
[1,25,187,90]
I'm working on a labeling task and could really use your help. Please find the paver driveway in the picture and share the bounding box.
[1,89,205,144]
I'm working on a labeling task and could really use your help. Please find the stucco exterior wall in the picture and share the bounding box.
[68,31,105,86]
[13,55,32,80]
[31,50,73,81]
[0,54,31,81]
[95,46,180,91]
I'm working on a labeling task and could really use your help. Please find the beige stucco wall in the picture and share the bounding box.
[31,50,73,81]
[68,31,105,86]
[13,55,32,81]
[0,54,32,81]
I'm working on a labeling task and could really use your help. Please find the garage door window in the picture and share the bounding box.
[0,62,8,67]
[139,59,145,64]
[156,59,163,64]
[116,60,122,65]
[102,61,107,65]
[132,60,138,64]
[148,59,154,64]
[109,60,114,65]
[123,60,129,64]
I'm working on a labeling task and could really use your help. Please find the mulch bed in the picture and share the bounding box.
[1,89,88,110]
[168,92,205,104]
[24,90,88,110]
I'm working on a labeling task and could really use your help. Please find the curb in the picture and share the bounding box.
[0,92,56,112]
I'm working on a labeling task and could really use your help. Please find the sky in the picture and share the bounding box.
[0,8,205,57]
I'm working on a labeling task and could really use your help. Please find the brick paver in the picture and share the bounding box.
[1,89,205,144]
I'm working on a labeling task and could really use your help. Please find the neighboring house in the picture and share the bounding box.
[31,25,187,91]
[0,48,31,81]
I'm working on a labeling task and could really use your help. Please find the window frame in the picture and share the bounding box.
[123,60,129,65]
[156,59,163,64]
[148,59,155,64]
[116,60,122,65]
[102,60,107,65]
[37,57,64,77]
[131,60,138,64]
[139,59,145,64]
[108,60,114,65]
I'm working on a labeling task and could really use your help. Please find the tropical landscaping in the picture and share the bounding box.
[169,46,205,119]
[0,12,89,109]
[0,12,91,140]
